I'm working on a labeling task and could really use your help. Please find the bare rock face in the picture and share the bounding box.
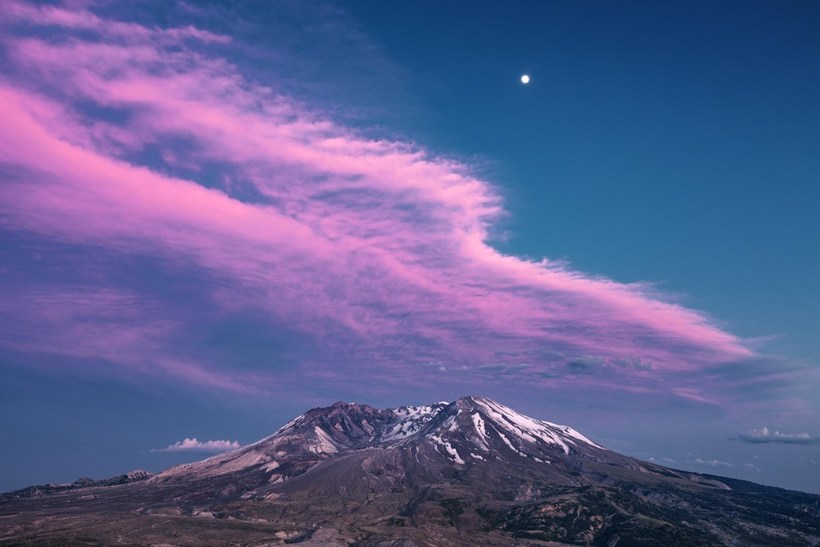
[2,396,819,546]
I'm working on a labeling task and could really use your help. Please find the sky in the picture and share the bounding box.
[0,0,818,494]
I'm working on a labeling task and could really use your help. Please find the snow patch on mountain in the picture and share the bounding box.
[429,435,465,465]
[310,426,338,454]
[382,404,445,441]
[470,413,490,451]
[472,396,603,453]
[494,428,527,457]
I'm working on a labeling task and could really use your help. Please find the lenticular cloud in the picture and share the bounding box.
[0,1,752,398]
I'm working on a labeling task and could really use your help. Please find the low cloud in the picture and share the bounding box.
[153,438,240,453]
[739,427,818,445]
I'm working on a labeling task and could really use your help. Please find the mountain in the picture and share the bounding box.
[2,470,153,499]
[1,396,819,546]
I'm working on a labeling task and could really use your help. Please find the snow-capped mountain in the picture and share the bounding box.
[150,396,639,489]
[3,396,819,546]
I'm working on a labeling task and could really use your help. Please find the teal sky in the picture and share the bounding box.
[346,0,820,361]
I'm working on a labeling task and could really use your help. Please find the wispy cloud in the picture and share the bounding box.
[739,427,818,445]
[647,457,678,465]
[0,1,762,401]
[153,438,240,453]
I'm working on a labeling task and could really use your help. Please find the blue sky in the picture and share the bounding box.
[0,0,818,493]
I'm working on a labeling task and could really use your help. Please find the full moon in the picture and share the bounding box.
[520,74,530,84]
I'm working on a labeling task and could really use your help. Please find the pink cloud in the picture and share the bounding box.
[0,284,260,393]
[2,0,230,44]
[0,1,756,402]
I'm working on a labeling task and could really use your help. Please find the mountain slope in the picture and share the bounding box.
[1,396,819,546]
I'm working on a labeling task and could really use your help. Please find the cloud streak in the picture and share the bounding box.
[693,458,733,468]
[0,1,755,400]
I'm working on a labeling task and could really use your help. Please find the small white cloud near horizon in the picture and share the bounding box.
[651,457,678,464]
[739,427,818,445]
[692,458,733,468]
[153,438,240,453]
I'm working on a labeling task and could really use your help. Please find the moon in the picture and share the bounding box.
[520,74,530,84]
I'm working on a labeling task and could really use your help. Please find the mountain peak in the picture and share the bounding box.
[153,395,619,488]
